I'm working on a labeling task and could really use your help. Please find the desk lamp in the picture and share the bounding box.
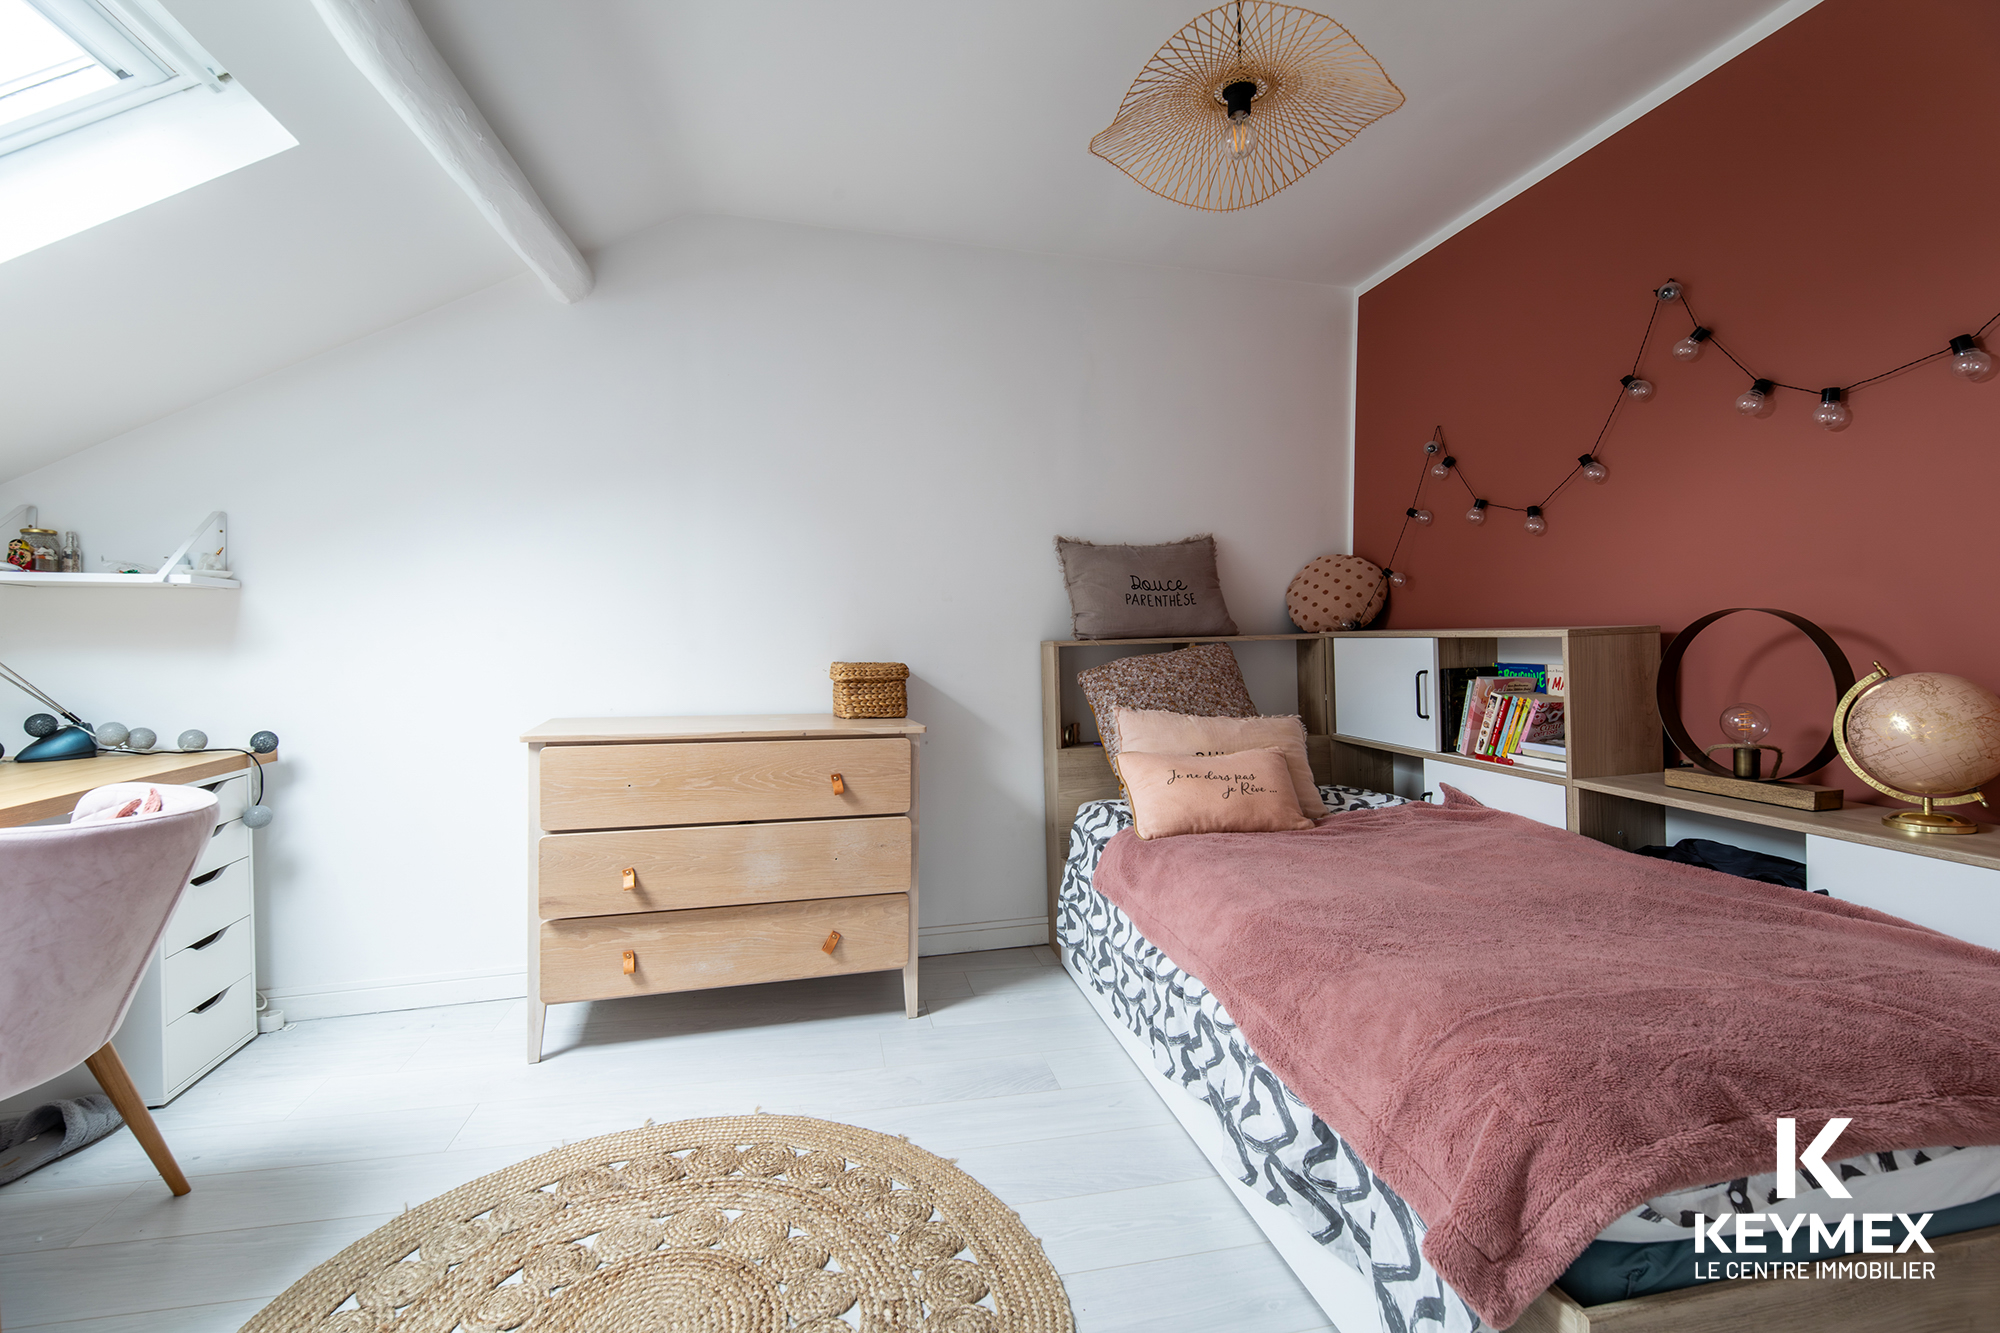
[0,657,97,761]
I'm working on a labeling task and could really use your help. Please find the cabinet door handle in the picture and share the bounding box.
[822,930,841,956]
[1415,669,1430,719]
[830,772,845,796]
[622,949,636,975]
[621,866,637,891]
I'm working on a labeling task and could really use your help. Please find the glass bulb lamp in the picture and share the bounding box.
[1710,702,1780,779]
[1671,326,1712,361]
[1950,335,1993,382]
[1656,280,1683,302]
[1814,387,1850,431]
[1466,499,1488,525]
[1221,80,1256,160]
[1430,454,1455,479]
[1523,506,1546,535]
[1621,374,1654,401]
[1736,378,1775,416]
[1578,454,1608,484]
[1387,569,1408,588]
[1406,506,1433,526]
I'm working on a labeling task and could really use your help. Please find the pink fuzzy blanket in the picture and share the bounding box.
[1092,788,2000,1328]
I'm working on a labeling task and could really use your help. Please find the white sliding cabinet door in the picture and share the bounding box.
[1334,638,1440,751]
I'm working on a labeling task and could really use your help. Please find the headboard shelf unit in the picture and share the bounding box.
[1041,625,1666,948]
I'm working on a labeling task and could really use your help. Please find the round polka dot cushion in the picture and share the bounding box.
[1286,554,1388,631]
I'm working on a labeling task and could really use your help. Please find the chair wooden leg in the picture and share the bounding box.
[84,1042,190,1197]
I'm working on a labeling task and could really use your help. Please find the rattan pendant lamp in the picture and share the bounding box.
[1090,1,1403,211]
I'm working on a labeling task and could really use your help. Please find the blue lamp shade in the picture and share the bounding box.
[18,726,98,762]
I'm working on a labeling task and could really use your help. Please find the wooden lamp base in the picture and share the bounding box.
[1663,767,1844,811]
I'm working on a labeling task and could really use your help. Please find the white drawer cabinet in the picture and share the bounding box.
[1806,836,2000,952]
[1335,637,1441,751]
[1423,759,1568,828]
[115,771,260,1106]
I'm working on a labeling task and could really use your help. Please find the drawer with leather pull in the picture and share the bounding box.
[191,817,250,878]
[537,893,909,1004]
[538,737,910,831]
[163,916,254,1018]
[163,856,253,955]
[162,975,255,1090]
[537,816,912,919]
[197,773,251,825]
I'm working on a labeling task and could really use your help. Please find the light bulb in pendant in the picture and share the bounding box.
[1388,569,1408,588]
[1950,335,1993,381]
[1406,506,1433,526]
[1466,499,1488,525]
[1429,454,1455,479]
[1621,374,1654,401]
[1578,454,1608,484]
[1523,506,1546,535]
[1736,378,1775,416]
[1671,326,1712,361]
[1813,386,1850,431]
[1221,81,1256,161]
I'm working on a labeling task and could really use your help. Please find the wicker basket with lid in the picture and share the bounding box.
[829,661,909,718]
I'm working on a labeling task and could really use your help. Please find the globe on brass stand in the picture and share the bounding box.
[1833,663,2000,835]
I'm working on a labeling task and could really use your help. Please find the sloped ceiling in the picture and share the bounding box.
[0,0,1799,481]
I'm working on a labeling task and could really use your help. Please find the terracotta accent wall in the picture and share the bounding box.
[1355,0,2000,808]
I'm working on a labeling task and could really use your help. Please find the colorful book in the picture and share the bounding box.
[1499,695,1534,755]
[1459,676,1534,756]
[1519,740,1566,759]
[1438,666,1485,752]
[1525,696,1565,745]
[1493,662,1548,693]
[1478,692,1523,756]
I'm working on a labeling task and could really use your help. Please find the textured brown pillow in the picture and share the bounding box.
[1077,642,1257,765]
[1116,747,1313,840]
[1114,708,1328,818]
[1055,535,1238,639]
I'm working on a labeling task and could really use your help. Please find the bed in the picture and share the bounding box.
[1053,788,2000,1333]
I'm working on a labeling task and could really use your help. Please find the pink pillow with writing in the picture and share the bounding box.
[1115,747,1313,840]
[1114,708,1327,818]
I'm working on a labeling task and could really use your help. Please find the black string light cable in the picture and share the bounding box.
[1368,278,2000,605]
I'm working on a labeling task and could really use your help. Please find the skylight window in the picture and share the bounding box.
[0,0,294,263]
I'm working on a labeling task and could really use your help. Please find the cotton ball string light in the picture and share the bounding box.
[249,730,279,754]
[177,729,207,751]
[243,805,275,829]
[95,722,129,747]
[24,713,57,737]
[126,727,156,751]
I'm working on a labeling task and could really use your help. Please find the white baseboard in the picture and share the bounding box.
[918,915,1048,956]
[263,967,527,1022]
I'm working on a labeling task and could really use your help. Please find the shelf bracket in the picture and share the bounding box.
[0,503,35,535]
[155,512,227,583]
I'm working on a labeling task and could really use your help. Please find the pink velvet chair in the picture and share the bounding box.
[0,782,220,1197]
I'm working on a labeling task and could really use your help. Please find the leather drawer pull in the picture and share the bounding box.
[830,773,845,795]
[622,949,636,975]
[822,930,841,955]
[192,988,228,1014]
[188,928,227,951]
[621,866,637,891]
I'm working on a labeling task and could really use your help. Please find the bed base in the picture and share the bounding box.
[1061,954,2000,1333]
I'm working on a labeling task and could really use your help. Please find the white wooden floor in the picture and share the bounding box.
[0,948,1335,1333]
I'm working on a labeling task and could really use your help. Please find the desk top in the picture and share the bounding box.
[522,714,926,745]
[0,750,274,828]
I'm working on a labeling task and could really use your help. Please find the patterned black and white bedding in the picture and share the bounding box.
[1053,788,1999,1332]
[1056,786,1487,1333]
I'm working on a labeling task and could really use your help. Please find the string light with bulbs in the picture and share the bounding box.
[1373,279,2000,593]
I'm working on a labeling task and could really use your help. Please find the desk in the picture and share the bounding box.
[0,750,273,827]
[0,748,276,1104]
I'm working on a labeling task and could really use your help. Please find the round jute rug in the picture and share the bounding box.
[240,1115,1073,1333]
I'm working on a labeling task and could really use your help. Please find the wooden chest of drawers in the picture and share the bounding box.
[522,715,924,1062]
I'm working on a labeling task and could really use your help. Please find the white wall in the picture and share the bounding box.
[0,213,1350,1020]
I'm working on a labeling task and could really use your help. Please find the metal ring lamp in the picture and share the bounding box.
[1656,608,1856,782]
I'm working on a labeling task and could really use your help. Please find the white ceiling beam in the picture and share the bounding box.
[308,0,591,303]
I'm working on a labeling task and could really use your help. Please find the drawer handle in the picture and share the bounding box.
[188,928,227,951]
[621,866,637,891]
[190,866,224,886]
[821,930,841,956]
[622,949,636,976]
[192,988,228,1014]
[830,773,845,796]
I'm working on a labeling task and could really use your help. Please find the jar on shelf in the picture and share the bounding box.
[59,531,81,573]
[20,528,58,572]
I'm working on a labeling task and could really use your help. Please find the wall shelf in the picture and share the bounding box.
[0,507,236,589]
